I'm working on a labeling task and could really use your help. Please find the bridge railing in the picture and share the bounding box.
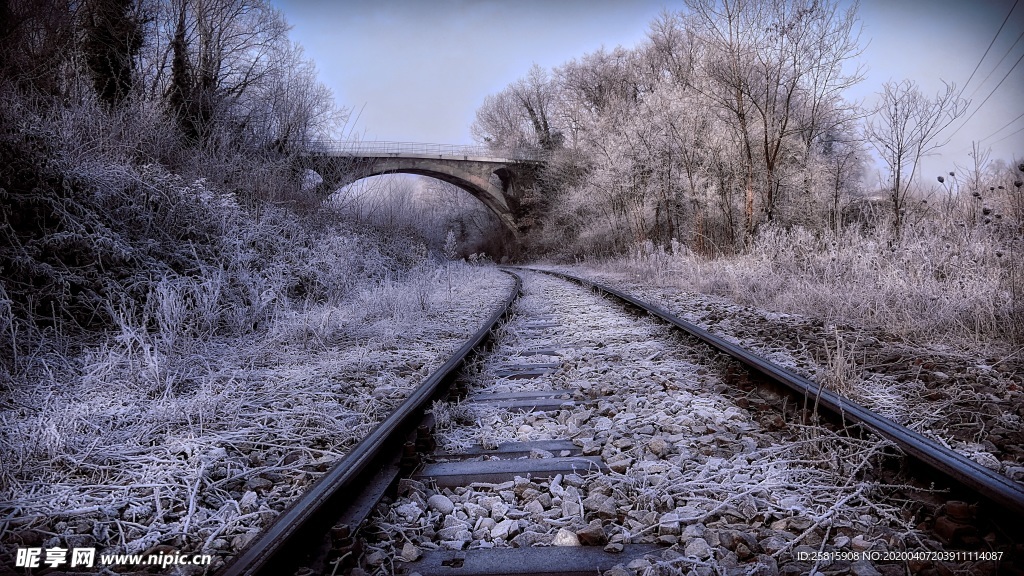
[306,140,548,162]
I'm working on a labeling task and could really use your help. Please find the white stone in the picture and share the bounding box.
[658,512,680,536]
[684,537,712,559]
[851,535,871,551]
[552,527,580,546]
[442,514,468,528]
[437,526,472,541]
[400,542,420,562]
[490,519,518,540]
[427,494,455,515]
[238,491,258,513]
[524,499,545,517]
[490,500,510,520]
[463,502,488,520]
[394,502,423,522]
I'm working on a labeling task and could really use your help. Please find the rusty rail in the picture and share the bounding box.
[218,271,523,576]
[521,267,1024,518]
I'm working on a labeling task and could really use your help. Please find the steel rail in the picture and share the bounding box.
[218,270,523,576]
[520,267,1024,518]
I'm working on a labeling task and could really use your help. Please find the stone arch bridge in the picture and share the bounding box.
[300,141,545,234]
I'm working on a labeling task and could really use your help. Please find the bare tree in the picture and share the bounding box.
[0,0,79,97]
[237,40,342,153]
[472,64,561,151]
[685,0,864,239]
[865,79,966,237]
[822,133,866,234]
[472,88,532,150]
[164,0,289,144]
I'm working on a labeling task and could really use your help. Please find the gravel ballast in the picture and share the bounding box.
[361,272,1010,576]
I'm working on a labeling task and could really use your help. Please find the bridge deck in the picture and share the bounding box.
[306,140,546,163]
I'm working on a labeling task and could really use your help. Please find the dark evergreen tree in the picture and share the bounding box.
[166,0,201,142]
[81,0,144,106]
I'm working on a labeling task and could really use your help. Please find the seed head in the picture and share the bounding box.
[949,171,955,177]
[982,206,992,215]
[937,176,945,183]
[998,185,1005,190]
[1014,180,1022,188]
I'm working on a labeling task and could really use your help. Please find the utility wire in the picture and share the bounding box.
[960,0,1019,96]
[947,49,1024,140]
[987,119,1024,143]
[938,0,1020,145]
[966,27,1024,101]
[979,109,1024,143]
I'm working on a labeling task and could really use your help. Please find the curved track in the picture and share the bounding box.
[524,267,1024,519]
[218,272,522,576]
[217,267,1023,576]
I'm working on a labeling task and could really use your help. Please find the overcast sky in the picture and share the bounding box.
[272,0,1024,182]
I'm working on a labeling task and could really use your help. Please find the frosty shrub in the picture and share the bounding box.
[614,220,1022,347]
[0,86,461,380]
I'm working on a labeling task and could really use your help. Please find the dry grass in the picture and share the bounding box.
[0,261,512,570]
[601,219,1023,349]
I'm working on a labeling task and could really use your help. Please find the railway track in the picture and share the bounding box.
[218,268,1023,576]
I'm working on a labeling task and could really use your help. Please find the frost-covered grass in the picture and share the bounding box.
[0,29,526,573]
[0,260,512,570]
[591,221,1023,349]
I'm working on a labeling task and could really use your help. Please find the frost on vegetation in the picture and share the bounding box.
[596,223,1023,347]
[0,255,513,568]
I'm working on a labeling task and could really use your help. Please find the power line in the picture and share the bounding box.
[940,0,1021,145]
[966,27,1024,101]
[960,0,1019,96]
[988,122,1024,146]
[947,49,1024,140]
[979,109,1024,143]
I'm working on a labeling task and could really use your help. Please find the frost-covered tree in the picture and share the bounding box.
[471,0,870,256]
[684,0,865,237]
[160,0,337,150]
[866,79,966,236]
[472,64,561,151]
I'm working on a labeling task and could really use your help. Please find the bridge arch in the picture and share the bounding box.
[303,151,538,235]
[341,163,512,226]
